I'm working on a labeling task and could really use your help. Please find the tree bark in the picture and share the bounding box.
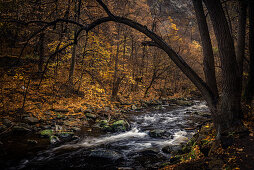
[244,1,254,104]
[38,33,45,73]
[203,0,242,134]
[68,0,82,86]
[111,25,121,101]
[192,0,218,99]
[236,0,247,94]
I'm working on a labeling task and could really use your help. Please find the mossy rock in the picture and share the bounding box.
[101,125,113,132]
[40,129,53,137]
[99,120,108,127]
[111,120,130,132]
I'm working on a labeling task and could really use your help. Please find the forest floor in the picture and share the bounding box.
[160,113,254,170]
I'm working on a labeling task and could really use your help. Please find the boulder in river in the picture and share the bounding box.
[111,120,130,132]
[50,135,60,144]
[162,145,182,154]
[40,129,53,137]
[12,125,31,134]
[88,149,122,162]
[149,129,171,138]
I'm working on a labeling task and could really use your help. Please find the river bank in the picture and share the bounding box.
[1,98,212,169]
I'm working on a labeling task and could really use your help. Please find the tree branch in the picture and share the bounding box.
[92,0,217,107]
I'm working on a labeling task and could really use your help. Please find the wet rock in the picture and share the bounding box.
[3,118,12,127]
[88,149,122,162]
[0,125,7,132]
[134,149,165,167]
[24,116,39,124]
[72,127,81,132]
[162,145,182,154]
[111,120,130,132]
[175,100,193,106]
[50,135,60,144]
[40,129,53,137]
[154,105,165,110]
[41,125,51,129]
[131,105,137,110]
[27,139,38,145]
[149,129,171,138]
[99,120,108,126]
[12,125,31,134]
[162,146,173,154]
[101,125,113,132]
[57,132,74,141]
[85,113,97,120]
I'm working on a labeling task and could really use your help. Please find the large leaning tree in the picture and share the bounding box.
[12,0,248,145]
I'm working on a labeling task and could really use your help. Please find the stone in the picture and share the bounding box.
[162,146,173,154]
[12,125,31,134]
[72,127,81,132]
[50,135,60,144]
[57,132,74,139]
[0,125,7,132]
[24,116,39,124]
[131,105,137,110]
[154,105,165,110]
[41,125,51,129]
[111,120,130,132]
[85,113,97,120]
[40,129,53,137]
[3,118,12,127]
[89,149,122,162]
[149,129,171,138]
[175,100,193,106]
[27,139,38,145]
[162,145,182,154]
[99,120,108,127]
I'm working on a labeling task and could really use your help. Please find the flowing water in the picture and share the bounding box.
[14,101,209,170]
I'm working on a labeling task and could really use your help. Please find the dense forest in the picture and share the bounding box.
[0,0,254,169]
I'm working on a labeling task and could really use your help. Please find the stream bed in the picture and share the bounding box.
[9,101,210,169]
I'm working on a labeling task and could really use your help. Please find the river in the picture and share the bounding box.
[14,100,209,169]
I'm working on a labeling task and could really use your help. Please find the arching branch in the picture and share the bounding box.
[84,1,217,108]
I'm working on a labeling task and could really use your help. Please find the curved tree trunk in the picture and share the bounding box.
[85,0,243,143]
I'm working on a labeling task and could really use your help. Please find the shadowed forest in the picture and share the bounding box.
[0,0,254,169]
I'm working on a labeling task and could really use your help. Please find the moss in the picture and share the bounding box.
[40,129,53,137]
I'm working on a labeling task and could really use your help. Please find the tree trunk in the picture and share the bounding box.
[244,1,254,104]
[192,0,218,99]
[111,26,121,101]
[203,0,242,134]
[236,0,247,94]
[68,0,81,86]
[38,33,45,73]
